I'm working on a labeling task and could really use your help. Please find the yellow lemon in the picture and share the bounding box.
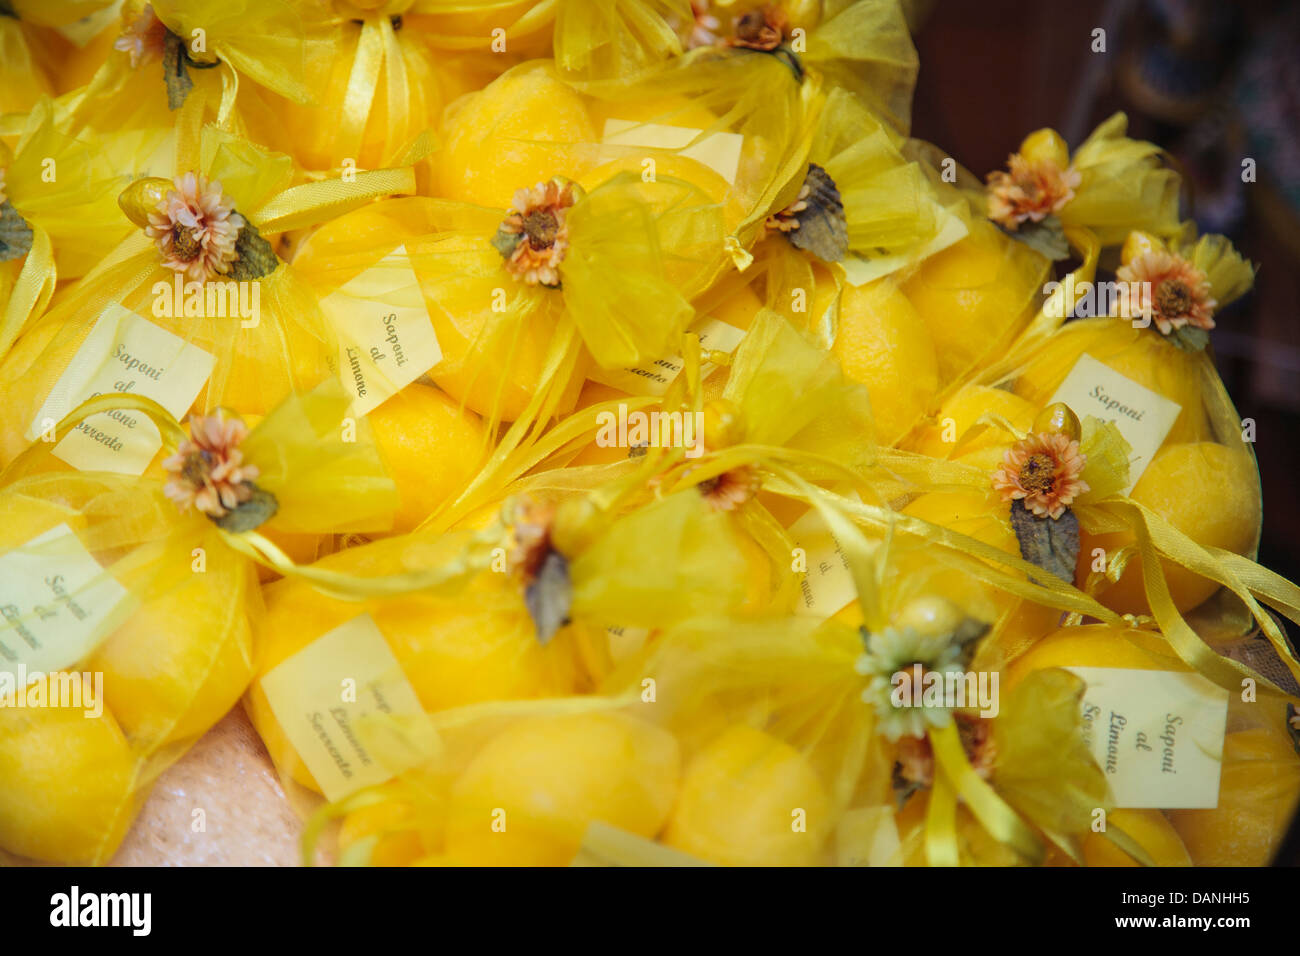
[434,61,598,207]
[901,219,1050,386]
[368,383,488,534]
[833,278,939,446]
[662,724,831,866]
[0,677,135,863]
[445,712,680,865]
[1083,808,1191,866]
[1077,442,1260,616]
[1168,726,1300,866]
[89,550,255,748]
[1005,623,1183,693]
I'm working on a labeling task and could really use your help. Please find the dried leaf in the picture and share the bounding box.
[227,217,279,280]
[489,226,522,261]
[1010,499,1079,583]
[0,201,34,263]
[163,31,193,111]
[1000,214,1069,261]
[1165,325,1210,353]
[0,1,14,18]
[213,484,279,533]
[524,549,572,645]
[787,164,848,263]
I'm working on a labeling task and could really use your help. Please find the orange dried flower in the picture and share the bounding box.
[114,3,169,69]
[498,180,577,288]
[163,414,259,518]
[145,173,245,283]
[992,431,1088,520]
[698,465,760,512]
[727,5,788,51]
[1117,248,1217,335]
[986,154,1080,231]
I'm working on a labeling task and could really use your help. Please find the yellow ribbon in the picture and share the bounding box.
[0,224,55,358]
[250,166,418,234]
[340,17,386,161]
[930,721,1045,864]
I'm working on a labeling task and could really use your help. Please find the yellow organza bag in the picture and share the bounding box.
[302,175,721,446]
[0,1,114,115]
[1003,622,1300,866]
[412,0,691,87]
[668,0,918,136]
[17,0,333,184]
[0,126,415,468]
[1,99,129,358]
[963,228,1262,620]
[249,1,444,175]
[242,484,754,829]
[0,380,395,864]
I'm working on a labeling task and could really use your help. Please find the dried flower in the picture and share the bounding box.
[1117,248,1217,335]
[895,716,996,788]
[728,5,788,51]
[497,180,577,287]
[986,154,1080,231]
[992,431,1089,521]
[505,497,558,582]
[163,414,259,518]
[115,3,169,69]
[765,178,811,235]
[856,625,966,741]
[683,0,724,48]
[697,465,760,512]
[145,173,245,282]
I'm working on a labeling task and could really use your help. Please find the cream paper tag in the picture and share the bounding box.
[27,304,215,475]
[260,613,432,803]
[1068,666,1228,809]
[789,502,857,619]
[587,317,746,397]
[839,199,970,287]
[601,120,744,185]
[0,524,131,677]
[319,246,443,416]
[1048,354,1182,493]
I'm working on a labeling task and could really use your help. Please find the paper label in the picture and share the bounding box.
[26,304,215,475]
[587,318,746,397]
[1049,354,1182,493]
[260,614,432,802]
[789,504,856,619]
[0,524,131,677]
[601,120,745,185]
[319,246,443,416]
[1068,667,1228,809]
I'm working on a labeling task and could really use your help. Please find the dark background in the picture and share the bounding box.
[908,0,1300,586]
[907,0,1300,864]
